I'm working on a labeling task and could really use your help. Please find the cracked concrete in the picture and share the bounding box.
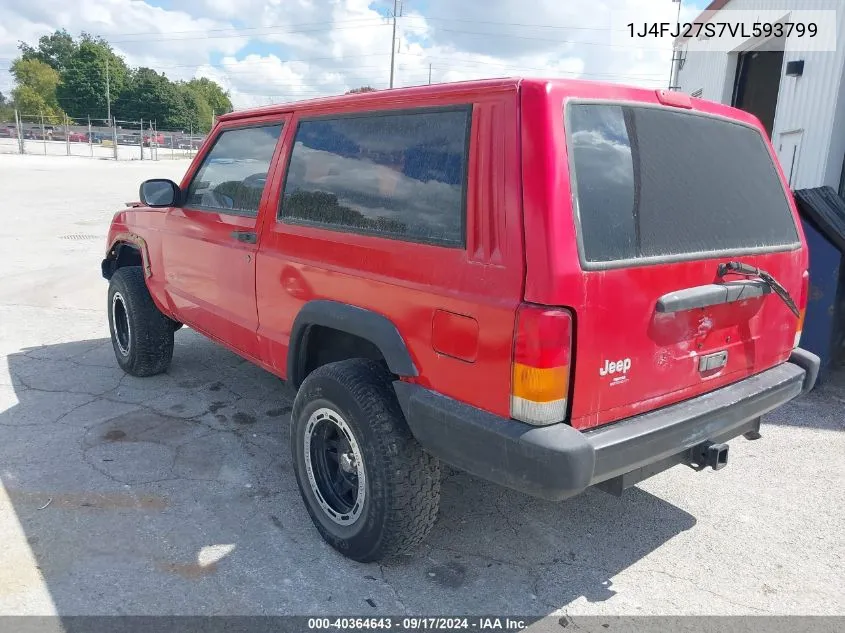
[0,154,844,616]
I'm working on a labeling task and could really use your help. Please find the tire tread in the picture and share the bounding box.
[293,359,440,561]
[108,266,174,377]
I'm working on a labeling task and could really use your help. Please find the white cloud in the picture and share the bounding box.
[1,0,704,112]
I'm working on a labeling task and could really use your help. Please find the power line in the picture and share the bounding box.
[1,9,674,106]
[99,17,386,39]
[0,18,391,49]
[0,17,669,52]
[426,28,668,51]
[413,15,625,32]
[396,54,667,77]
[7,14,624,43]
[0,52,395,71]
[109,22,389,44]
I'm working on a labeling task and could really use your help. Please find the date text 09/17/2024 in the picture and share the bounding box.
[628,21,818,39]
[307,617,528,631]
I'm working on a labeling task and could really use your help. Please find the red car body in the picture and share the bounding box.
[104,78,818,502]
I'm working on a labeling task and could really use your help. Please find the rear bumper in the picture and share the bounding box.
[394,350,819,501]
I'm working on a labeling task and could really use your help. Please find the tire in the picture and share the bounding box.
[107,266,174,377]
[291,359,441,562]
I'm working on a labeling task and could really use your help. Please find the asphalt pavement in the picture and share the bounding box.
[0,154,842,616]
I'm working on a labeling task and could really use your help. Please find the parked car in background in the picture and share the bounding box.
[0,126,16,138]
[68,131,87,142]
[143,133,165,146]
[101,78,819,563]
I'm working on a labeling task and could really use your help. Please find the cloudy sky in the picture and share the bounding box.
[0,0,710,114]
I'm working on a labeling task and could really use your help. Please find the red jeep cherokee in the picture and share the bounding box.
[102,78,819,562]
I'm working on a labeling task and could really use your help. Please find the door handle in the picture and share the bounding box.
[230,230,257,244]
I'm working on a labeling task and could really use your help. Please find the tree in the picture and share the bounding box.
[56,34,128,118]
[346,86,377,94]
[115,67,183,127]
[111,70,221,132]
[0,92,14,121]
[19,29,77,73]
[175,84,214,132]
[10,59,65,118]
[185,77,233,115]
[11,31,232,126]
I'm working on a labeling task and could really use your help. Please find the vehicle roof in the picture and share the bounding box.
[217,77,524,121]
[217,77,689,121]
[217,75,759,131]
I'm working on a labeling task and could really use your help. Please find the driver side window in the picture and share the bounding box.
[185,123,283,217]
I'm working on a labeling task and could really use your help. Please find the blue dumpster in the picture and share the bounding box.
[793,187,845,381]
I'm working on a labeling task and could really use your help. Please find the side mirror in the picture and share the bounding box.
[139,179,181,207]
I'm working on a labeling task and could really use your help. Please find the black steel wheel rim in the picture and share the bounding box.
[303,408,366,525]
[111,292,131,356]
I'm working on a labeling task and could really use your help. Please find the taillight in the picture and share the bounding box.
[795,269,809,348]
[511,304,572,426]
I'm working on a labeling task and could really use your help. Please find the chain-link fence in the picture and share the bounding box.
[0,111,208,161]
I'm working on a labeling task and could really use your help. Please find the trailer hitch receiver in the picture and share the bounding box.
[690,441,729,471]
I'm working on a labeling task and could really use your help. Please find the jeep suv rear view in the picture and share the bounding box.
[102,78,819,561]
[560,100,806,430]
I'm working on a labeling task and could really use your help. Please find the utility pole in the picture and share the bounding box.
[105,57,111,123]
[428,63,432,85]
[389,0,402,88]
[14,109,24,154]
[668,0,683,90]
[40,111,46,155]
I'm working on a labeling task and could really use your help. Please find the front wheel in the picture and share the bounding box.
[107,266,174,377]
[291,359,441,562]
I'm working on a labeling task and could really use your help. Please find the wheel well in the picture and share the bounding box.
[299,326,388,385]
[103,243,143,279]
[115,243,143,268]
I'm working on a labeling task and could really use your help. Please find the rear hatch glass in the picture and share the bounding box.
[565,102,802,429]
[568,103,799,265]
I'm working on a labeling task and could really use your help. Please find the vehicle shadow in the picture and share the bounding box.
[0,333,696,615]
[762,366,845,431]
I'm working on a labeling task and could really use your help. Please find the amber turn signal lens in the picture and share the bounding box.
[511,363,569,402]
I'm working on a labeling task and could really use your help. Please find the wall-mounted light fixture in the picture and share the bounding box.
[786,60,805,77]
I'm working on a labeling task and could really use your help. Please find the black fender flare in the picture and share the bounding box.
[287,300,418,388]
[102,234,151,280]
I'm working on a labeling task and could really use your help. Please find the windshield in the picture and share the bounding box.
[566,103,800,266]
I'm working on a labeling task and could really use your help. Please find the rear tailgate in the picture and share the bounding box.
[522,82,807,431]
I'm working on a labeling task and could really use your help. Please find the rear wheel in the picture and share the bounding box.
[291,359,441,562]
[107,266,174,377]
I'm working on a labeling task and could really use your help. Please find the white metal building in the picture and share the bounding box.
[673,0,845,191]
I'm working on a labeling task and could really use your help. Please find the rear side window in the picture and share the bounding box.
[567,103,799,265]
[185,124,283,217]
[280,107,470,246]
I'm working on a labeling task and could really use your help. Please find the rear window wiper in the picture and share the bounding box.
[717,261,800,318]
